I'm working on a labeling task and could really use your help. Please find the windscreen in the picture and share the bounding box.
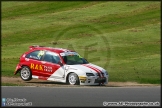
[60,52,88,65]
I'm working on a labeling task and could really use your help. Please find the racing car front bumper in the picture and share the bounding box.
[79,76,108,86]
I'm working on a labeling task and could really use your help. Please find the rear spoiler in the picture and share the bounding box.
[29,45,45,50]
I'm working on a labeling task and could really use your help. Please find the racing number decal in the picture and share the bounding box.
[37,50,45,59]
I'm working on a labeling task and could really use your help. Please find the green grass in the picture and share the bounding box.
[1,1,161,84]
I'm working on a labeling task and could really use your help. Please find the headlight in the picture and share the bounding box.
[86,73,95,76]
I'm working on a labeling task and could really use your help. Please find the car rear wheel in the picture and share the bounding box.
[67,73,79,85]
[20,66,32,81]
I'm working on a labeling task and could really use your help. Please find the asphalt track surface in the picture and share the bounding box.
[1,86,161,107]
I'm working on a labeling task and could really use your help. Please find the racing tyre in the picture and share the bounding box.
[67,73,80,85]
[20,66,32,81]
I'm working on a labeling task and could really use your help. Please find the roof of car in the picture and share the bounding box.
[29,45,75,53]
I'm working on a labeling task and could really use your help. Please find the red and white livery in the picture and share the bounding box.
[14,45,109,85]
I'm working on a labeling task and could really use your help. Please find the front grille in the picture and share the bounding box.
[95,77,106,83]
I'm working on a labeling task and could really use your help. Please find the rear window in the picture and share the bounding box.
[26,50,44,60]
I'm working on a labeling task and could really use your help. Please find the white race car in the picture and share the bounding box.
[14,45,109,86]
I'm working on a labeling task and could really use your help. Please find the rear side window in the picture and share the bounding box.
[26,50,45,60]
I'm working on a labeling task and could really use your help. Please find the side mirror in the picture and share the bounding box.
[84,58,88,62]
[58,61,63,66]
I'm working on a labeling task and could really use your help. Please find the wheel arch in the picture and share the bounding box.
[22,64,32,71]
[66,72,80,85]
[66,72,74,83]
[20,65,32,81]
[15,64,31,74]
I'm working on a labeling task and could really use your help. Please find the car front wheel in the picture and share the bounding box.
[20,66,32,81]
[67,73,79,85]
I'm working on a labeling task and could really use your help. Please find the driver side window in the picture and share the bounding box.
[43,51,60,64]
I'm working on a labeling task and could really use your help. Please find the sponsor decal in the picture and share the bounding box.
[60,52,78,56]
[43,65,53,72]
[65,66,77,72]
[30,63,53,72]
[79,76,87,81]
[69,68,77,70]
